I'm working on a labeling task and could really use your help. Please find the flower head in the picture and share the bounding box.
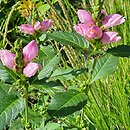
[74,9,125,44]
[77,9,94,26]
[0,50,16,69]
[100,31,121,44]
[19,19,53,34]
[18,24,35,35]
[102,14,125,29]
[0,40,40,78]
[23,62,41,77]
[40,20,54,32]
[23,40,38,63]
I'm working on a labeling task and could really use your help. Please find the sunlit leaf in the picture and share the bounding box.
[47,31,89,50]
[38,53,60,80]
[91,54,118,83]
[47,89,87,117]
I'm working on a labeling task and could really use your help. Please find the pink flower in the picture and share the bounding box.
[0,40,41,77]
[101,9,106,16]
[34,21,41,31]
[74,24,102,40]
[40,20,54,32]
[74,9,125,44]
[102,14,125,29]
[74,9,102,40]
[18,24,35,35]
[73,24,89,38]
[23,62,41,77]
[100,31,121,44]
[0,50,16,69]
[86,25,102,39]
[77,9,94,26]
[23,40,38,63]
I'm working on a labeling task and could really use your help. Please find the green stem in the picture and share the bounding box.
[24,85,29,130]
[46,0,66,30]
[58,0,72,31]
[82,0,87,9]
[3,1,20,48]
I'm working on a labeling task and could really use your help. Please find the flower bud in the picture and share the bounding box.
[77,9,94,26]
[100,31,121,44]
[102,14,125,29]
[18,24,35,35]
[23,40,38,63]
[40,20,54,32]
[34,21,41,31]
[0,50,16,69]
[23,62,41,77]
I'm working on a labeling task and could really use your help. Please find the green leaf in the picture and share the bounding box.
[0,84,24,129]
[107,45,130,57]
[40,45,56,61]
[39,34,47,41]
[47,31,89,49]
[37,3,50,14]
[0,62,13,83]
[91,54,118,83]
[9,118,24,130]
[31,80,63,92]
[47,89,87,117]
[32,80,62,87]
[28,109,43,127]
[38,53,60,80]
[50,67,87,81]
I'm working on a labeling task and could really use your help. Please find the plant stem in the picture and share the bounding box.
[24,85,29,130]
[82,0,87,9]
[46,0,66,30]
[58,0,72,31]
[3,1,20,48]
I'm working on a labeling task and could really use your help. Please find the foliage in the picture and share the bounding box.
[0,0,129,130]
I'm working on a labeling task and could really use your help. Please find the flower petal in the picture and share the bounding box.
[34,21,41,31]
[40,20,54,32]
[18,24,35,35]
[86,25,103,39]
[0,50,16,69]
[100,31,121,44]
[23,40,38,63]
[23,62,41,77]
[73,24,89,37]
[102,14,125,28]
[77,9,94,26]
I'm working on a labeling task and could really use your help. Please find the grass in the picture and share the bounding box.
[57,0,130,129]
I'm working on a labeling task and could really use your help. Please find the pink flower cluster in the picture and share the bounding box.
[74,10,125,44]
[0,40,40,77]
[19,20,54,35]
